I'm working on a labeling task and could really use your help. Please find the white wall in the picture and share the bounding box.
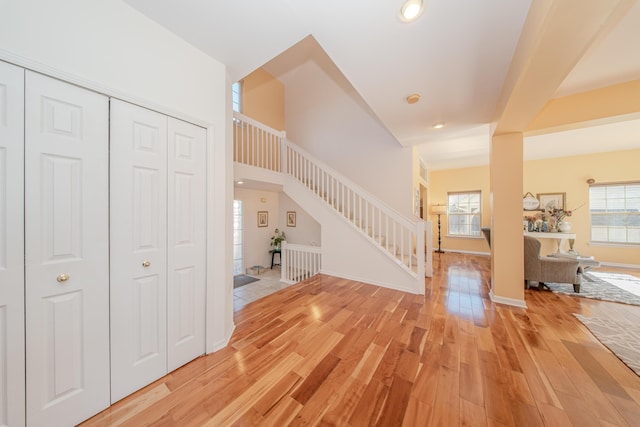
[278,193,321,247]
[0,0,224,125]
[283,49,414,217]
[0,0,233,351]
[234,188,322,271]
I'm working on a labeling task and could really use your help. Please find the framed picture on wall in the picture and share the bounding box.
[258,211,268,227]
[537,192,565,210]
[287,211,296,227]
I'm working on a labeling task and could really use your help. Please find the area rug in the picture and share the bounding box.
[233,274,259,289]
[574,313,640,377]
[544,272,640,306]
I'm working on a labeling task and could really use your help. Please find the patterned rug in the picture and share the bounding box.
[574,313,640,377]
[544,272,640,306]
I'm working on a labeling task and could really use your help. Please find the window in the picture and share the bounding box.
[232,81,242,113]
[589,182,640,244]
[233,200,244,275]
[447,191,481,237]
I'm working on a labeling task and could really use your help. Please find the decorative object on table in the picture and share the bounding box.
[431,204,446,253]
[286,211,296,227]
[270,228,286,249]
[537,192,565,210]
[523,192,539,210]
[558,221,572,232]
[257,211,268,227]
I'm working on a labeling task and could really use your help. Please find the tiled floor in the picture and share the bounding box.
[233,267,294,311]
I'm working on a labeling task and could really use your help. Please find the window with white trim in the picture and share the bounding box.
[447,191,481,237]
[232,81,242,113]
[589,182,640,244]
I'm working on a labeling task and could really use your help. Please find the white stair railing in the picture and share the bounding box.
[281,242,322,284]
[232,111,426,282]
[283,140,424,277]
[233,113,285,172]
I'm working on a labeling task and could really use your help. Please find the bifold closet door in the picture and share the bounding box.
[110,100,207,402]
[110,99,168,403]
[167,117,206,372]
[0,61,25,427]
[24,71,110,426]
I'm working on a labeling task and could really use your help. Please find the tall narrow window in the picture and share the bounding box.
[232,81,242,113]
[589,182,640,244]
[233,200,244,275]
[447,191,481,237]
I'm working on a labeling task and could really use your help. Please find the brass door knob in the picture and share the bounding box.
[56,273,70,283]
[142,261,151,268]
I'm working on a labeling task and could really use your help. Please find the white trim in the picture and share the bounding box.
[589,241,640,248]
[0,49,214,129]
[489,290,527,308]
[599,261,640,270]
[206,325,236,355]
[440,249,491,256]
[320,269,424,295]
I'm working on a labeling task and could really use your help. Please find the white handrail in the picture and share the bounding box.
[281,242,322,284]
[233,112,286,171]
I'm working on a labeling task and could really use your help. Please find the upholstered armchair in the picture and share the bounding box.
[524,236,583,292]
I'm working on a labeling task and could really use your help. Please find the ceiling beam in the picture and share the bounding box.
[492,0,636,136]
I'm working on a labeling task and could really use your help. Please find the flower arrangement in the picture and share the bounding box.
[270,228,286,249]
[544,207,571,227]
[525,202,584,232]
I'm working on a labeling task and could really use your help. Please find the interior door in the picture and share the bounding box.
[110,99,168,403]
[24,71,110,426]
[167,117,206,371]
[0,60,25,427]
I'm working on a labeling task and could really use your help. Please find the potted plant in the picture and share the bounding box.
[270,228,286,250]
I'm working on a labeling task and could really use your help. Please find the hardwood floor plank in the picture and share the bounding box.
[79,254,640,427]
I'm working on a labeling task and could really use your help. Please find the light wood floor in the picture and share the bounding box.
[81,253,640,426]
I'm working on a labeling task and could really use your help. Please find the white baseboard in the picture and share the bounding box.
[320,269,423,295]
[206,324,235,355]
[436,249,491,256]
[489,289,527,309]
[599,261,640,270]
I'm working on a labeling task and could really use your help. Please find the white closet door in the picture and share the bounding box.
[24,71,110,426]
[110,99,168,403]
[167,117,206,371]
[0,61,25,427]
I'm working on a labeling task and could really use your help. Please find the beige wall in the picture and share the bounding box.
[241,68,285,131]
[429,148,640,266]
[429,165,491,254]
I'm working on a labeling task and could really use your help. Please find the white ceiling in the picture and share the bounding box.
[124,0,640,170]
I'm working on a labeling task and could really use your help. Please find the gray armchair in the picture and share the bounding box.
[524,236,583,292]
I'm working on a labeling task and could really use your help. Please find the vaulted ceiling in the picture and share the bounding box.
[125,0,640,170]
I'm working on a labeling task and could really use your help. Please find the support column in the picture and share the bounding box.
[490,132,525,307]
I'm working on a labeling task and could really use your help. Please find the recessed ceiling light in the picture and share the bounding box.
[400,0,423,22]
[432,122,445,129]
[237,180,244,184]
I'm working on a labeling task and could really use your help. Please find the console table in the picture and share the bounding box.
[524,231,576,254]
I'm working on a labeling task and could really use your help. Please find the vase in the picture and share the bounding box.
[558,221,571,232]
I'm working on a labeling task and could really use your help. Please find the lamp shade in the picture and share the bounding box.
[431,204,446,215]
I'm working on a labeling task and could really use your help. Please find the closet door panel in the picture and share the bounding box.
[0,60,25,427]
[167,117,206,371]
[110,99,168,403]
[24,71,110,427]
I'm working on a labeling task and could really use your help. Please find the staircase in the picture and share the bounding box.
[233,112,431,294]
